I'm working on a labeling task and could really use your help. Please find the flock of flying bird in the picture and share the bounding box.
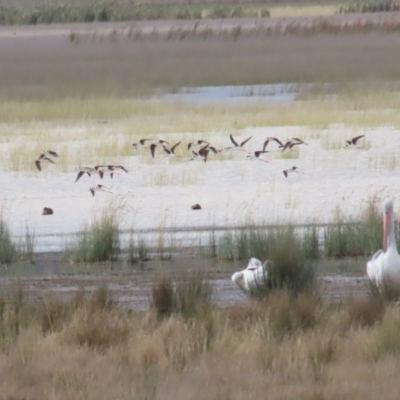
[34,133,367,194]
[132,134,314,177]
[34,133,320,197]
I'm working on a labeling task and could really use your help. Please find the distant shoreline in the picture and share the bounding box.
[1,12,400,39]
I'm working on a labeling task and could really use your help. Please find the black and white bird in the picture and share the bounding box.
[346,135,365,148]
[283,166,304,178]
[75,167,104,182]
[226,134,253,151]
[162,141,181,157]
[149,139,170,158]
[35,150,62,171]
[89,185,113,197]
[187,140,210,150]
[35,157,54,171]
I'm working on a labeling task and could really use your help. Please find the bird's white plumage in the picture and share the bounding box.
[367,198,400,298]
[231,257,269,292]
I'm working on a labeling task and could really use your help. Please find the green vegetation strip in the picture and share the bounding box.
[0,3,270,25]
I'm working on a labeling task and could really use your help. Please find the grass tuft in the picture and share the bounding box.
[67,209,120,262]
[151,276,174,319]
[151,272,212,321]
[347,296,385,328]
[324,199,381,258]
[267,227,315,294]
[0,218,35,265]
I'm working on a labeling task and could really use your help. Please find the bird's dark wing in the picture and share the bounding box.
[171,141,181,153]
[240,136,253,147]
[35,160,41,171]
[272,137,284,147]
[75,171,84,183]
[162,145,171,154]
[90,188,95,196]
[150,144,157,158]
[230,134,239,147]
[198,144,209,157]
[352,135,365,144]
[281,142,292,152]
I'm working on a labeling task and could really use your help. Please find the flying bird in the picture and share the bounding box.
[187,140,209,150]
[75,167,104,183]
[35,157,54,171]
[346,135,365,147]
[283,166,304,178]
[89,185,113,197]
[40,150,63,158]
[132,139,151,148]
[162,141,181,157]
[288,137,308,145]
[147,140,170,158]
[265,137,285,149]
[246,150,269,162]
[226,134,253,151]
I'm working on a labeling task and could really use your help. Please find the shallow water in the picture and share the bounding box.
[0,254,369,310]
[161,83,298,104]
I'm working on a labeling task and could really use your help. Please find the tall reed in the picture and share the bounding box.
[67,209,120,262]
[324,200,381,258]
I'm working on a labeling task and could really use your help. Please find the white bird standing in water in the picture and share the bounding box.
[231,258,270,293]
[367,198,400,299]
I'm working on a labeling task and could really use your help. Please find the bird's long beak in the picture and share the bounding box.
[383,210,392,251]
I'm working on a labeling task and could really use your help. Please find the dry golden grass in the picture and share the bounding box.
[2,284,400,399]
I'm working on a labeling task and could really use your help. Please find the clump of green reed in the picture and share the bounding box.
[67,210,120,262]
[324,200,381,258]
[0,219,18,264]
[266,226,315,294]
[151,272,212,321]
[303,225,320,259]
[0,3,271,26]
[339,1,400,14]
[216,226,270,261]
[0,219,35,265]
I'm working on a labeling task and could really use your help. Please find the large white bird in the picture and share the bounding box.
[367,198,400,298]
[231,257,270,293]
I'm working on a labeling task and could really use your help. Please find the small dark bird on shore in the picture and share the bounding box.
[42,207,54,215]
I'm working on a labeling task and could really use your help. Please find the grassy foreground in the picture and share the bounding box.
[0,284,398,399]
